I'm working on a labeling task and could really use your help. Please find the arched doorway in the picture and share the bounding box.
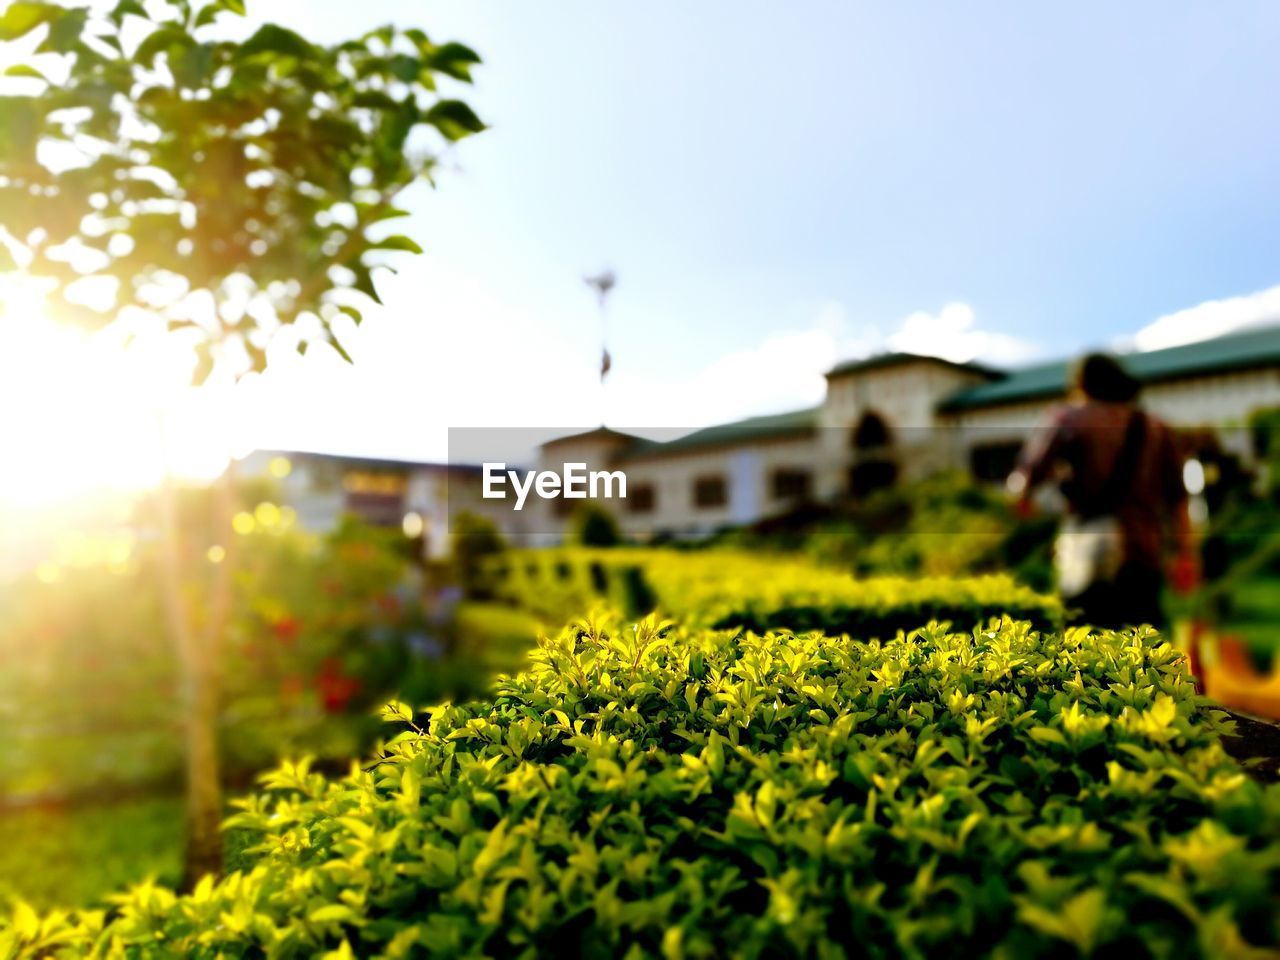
[849,411,898,497]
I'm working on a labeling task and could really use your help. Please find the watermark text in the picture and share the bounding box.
[482,462,627,511]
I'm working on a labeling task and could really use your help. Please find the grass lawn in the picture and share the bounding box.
[0,607,537,912]
[0,796,185,910]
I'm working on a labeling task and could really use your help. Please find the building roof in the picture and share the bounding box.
[939,324,1280,412]
[539,427,645,449]
[618,407,819,461]
[249,450,488,474]
[827,352,1001,380]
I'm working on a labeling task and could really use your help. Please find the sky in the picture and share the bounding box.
[5,0,1280,484]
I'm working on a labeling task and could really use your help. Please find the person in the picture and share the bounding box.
[1008,353,1197,629]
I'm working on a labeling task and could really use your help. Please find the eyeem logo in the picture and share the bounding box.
[482,462,627,511]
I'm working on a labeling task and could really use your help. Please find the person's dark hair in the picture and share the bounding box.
[1074,352,1141,403]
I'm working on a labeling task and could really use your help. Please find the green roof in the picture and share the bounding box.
[827,352,1000,380]
[939,325,1280,412]
[540,427,644,449]
[619,407,819,460]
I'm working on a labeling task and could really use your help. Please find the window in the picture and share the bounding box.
[628,483,656,513]
[771,469,811,500]
[852,411,892,449]
[343,470,406,495]
[343,470,407,526]
[693,475,727,508]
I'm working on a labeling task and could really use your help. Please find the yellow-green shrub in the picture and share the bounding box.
[491,548,1062,636]
[5,617,1277,958]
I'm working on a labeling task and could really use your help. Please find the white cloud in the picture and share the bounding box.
[592,300,1039,429]
[0,252,1049,507]
[603,325,838,427]
[234,287,1042,462]
[1128,284,1280,352]
[235,258,602,462]
[237,269,851,461]
[886,302,1040,366]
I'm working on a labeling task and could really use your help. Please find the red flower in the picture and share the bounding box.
[315,658,361,713]
[272,617,300,644]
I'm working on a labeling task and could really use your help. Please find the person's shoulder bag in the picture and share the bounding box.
[1054,409,1147,599]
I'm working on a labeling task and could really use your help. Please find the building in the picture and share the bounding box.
[527,324,1280,539]
[246,324,1280,546]
[237,451,525,558]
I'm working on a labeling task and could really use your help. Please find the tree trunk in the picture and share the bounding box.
[157,462,228,889]
[180,647,224,887]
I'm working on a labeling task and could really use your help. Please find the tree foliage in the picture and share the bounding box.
[0,0,483,376]
[570,501,623,548]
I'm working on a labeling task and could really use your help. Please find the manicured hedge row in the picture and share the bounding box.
[489,548,1063,635]
[6,617,1277,957]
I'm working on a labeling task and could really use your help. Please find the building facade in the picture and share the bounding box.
[238,451,528,559]
[247,325,1280,547]
[528,324,1280,539]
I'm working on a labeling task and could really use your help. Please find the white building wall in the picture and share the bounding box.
[616,434,820,537]
[818,361,993,495]
[241,359,1280,547]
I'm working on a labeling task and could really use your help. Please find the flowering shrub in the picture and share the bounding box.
[0,516,473,799]
[491,547,1062,635]
[5,616,1277,957]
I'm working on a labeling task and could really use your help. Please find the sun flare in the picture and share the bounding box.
[0,275,236,509]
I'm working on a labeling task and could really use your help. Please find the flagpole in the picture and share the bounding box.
[584,269,616,426]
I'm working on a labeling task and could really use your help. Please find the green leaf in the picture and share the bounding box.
[309,904,359,925]
[403,27,430,51]
[0,2,56,41]
[387,54,419,84]
[352,90,399,112]
[3,64,47,80]
[328,333,353,365]
[426,41,481,82]
[350,264,383,305]
[423,99,485,141]
[338,304,363,326]
[1028,726,1066,747]
[362,24,394,48]
[194,4,221,28]
[134,25,194,68]
[372,235,423,255]
[36,5,85,53]
[238,24,314,61]
[171,43,215,89]
[381,701,415,724]
[109,0,147,24]
[1018,888,1107,953]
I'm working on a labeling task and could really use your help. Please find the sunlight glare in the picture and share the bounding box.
[0,274,239,508]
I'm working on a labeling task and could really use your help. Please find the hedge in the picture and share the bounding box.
[6,616,1278,958]
[489,548,1063,636]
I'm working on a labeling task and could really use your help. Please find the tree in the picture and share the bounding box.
[450,510,506,599]
[0,0,483,885]
[572,500,623,547]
